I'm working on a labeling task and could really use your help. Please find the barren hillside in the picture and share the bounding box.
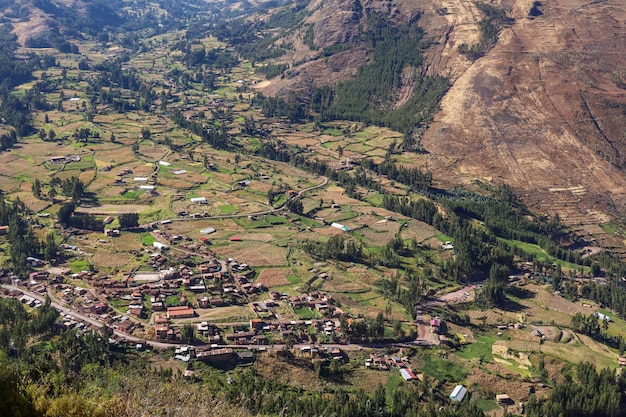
[421,0,626,233]
[259,0,626,233]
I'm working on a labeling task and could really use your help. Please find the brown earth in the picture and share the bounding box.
[256,0,626,235]
[257,267,290,287]
[421,0,626,230]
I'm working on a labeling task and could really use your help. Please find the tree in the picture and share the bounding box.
[32,179,41,199]
[141,127,151,140]
[57,203,75,228]
[286,198,303,214]
[43,232,56,261]
[267,186,274,206]
[118,213,139,229]
[180,324,195,344]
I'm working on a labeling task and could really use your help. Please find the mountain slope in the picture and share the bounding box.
[257,0,626,230]
[421,0,626,228]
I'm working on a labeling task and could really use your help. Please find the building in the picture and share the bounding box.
[450,385,467,402]
[167,306,195,319]
[496,394,513,406]
[196,348,234,363]
[191,197,207,204]
[330,223,350,232]
[430,317,441,333]
[400,368,417,381]
[153,242,169,250]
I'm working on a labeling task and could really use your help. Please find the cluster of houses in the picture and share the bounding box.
[366,352,421,382]
[48,155,81,164]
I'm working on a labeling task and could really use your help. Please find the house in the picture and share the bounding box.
[400,368,417,381]
[593,311,611,322]
[27,257,44,267]
[91,303,108,314]
[153,242,169,251]
[167,306,195,319]
[250,318,265,331]
[196,348,234,363]
[496,394,513,406]
[105,229,120,237]
[0,225,8,235]
[450,385,467,402]
[117,320,135,334]
[430,317,441,333]
[155,325,169,340]
[330,223,350,232]
[29,271,49,281]
[619,357,626,367]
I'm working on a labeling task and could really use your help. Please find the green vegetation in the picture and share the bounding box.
[456,335,496,362]
[458,3,512,60]
[419,354,467,381]
[141,235,156,246]
[311,17,449,134]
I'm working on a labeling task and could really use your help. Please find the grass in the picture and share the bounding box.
[419,354,467,382]
[219,204,238,214]
[385,373,404,404]
[456,335,496,362]
[141,234,156,246]
[322,128,344,136]
[166,295,181,306]
[70,259,91,272]
[498,237,590,272]
[435,233,454,242]
[473,398,500,412]
[286,274,301,284]
[294,307,320,319]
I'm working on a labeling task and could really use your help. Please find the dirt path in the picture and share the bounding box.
[393,66,415,109]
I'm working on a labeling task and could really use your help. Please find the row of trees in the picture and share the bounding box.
[301,235,363,262]
[525,362,625,417]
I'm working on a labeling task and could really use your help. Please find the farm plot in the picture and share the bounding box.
[401,220,439,243]
[158,172,208,189]
[76,204,152,215]
[93,146,137,166]
[211,241,287,266]
[256,268,290,287]
[90,251,136,269]
[360,220,402,246]
[177,305,254,323]
[0,152,48,181]
[317,187,365,206]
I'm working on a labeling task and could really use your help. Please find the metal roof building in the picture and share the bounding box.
[450,385,467,402]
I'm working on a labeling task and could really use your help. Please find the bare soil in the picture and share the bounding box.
[257,268,290,287]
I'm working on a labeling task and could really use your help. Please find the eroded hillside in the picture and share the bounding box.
[421,0,626,233]
[257,0,626,238]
